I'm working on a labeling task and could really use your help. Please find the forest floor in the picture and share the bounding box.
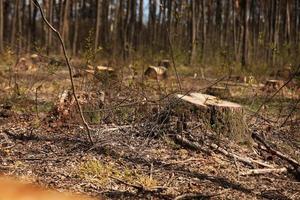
[0,57,299,199]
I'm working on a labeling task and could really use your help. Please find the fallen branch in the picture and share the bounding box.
[252,131,300,169]
[207,142,274,168]
[174,135,274,168]
[32,0,93,144]
[240,167,288,176]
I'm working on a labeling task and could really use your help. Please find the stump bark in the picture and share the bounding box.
[175,93,249,142]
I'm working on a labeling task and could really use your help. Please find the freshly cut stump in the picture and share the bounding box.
[176,93,249,142]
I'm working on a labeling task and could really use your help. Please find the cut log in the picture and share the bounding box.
[144,66,168,80]
[175,93,249,142]
[205,86,232,99]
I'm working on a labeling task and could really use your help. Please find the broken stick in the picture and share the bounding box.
[240,167,287,176]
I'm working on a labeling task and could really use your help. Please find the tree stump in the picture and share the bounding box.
[262,80,287,96]
[144,66,168,80]
[94,65,117,83]
[175,93,249,142]
[49,90,104,125]
[158,59,171,69]
[205,86,232,99]
[228,75,247,83]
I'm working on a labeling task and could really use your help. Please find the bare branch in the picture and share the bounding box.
[32,0,93,144]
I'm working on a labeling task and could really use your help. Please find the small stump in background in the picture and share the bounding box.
[175,93,249,143]
[144,59,170,81]
[228,75,247,83]
[158,59,171,69]
[144,66,168,81]
[49,90,104,125]
[205,86,232,99]
[94,65,117,83]
[262,80,287,96]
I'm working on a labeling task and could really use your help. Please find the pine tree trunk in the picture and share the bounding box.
[201,0,206,62]
[47,0,54,54]
[0,0,3,53]
[241,0,249,68]
[232,0,237,61]
[11,0,18,47]
[72,0,79,56]
[190,0,197,65]
[95,0,101,51]
[137,0,143,50]
[62,0,70,49]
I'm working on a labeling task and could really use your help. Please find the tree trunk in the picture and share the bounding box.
[285,0,291,46]
[190,0,197,65]
[72,0,79,56]
[11,0,19,47]
[62,0,70,49]
[241,0,250,68]
[166,0,172,49]
[17,0,22,54]
[138,0,143,50]
[47,0,54,54]
[101,0,109,48]
[200,0,206,62]
[232,0,237,61]
[0,0,3,53]
[129,0,136,49]
[43,0,49,53]
[95,0,101,51]
[31,0,38,48]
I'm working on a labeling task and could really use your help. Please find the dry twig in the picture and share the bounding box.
[32,0,93,144]
[240,167,288,176]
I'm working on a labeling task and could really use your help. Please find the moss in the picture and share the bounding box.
[77,159,158,188]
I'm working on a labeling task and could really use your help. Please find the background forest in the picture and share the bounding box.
[0,0,300,73]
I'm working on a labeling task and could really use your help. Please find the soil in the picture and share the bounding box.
[0,66,299,200]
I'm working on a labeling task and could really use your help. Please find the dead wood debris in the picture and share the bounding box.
[240,167,288,176]
[252,131,300,179]
[173,134,274,169]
